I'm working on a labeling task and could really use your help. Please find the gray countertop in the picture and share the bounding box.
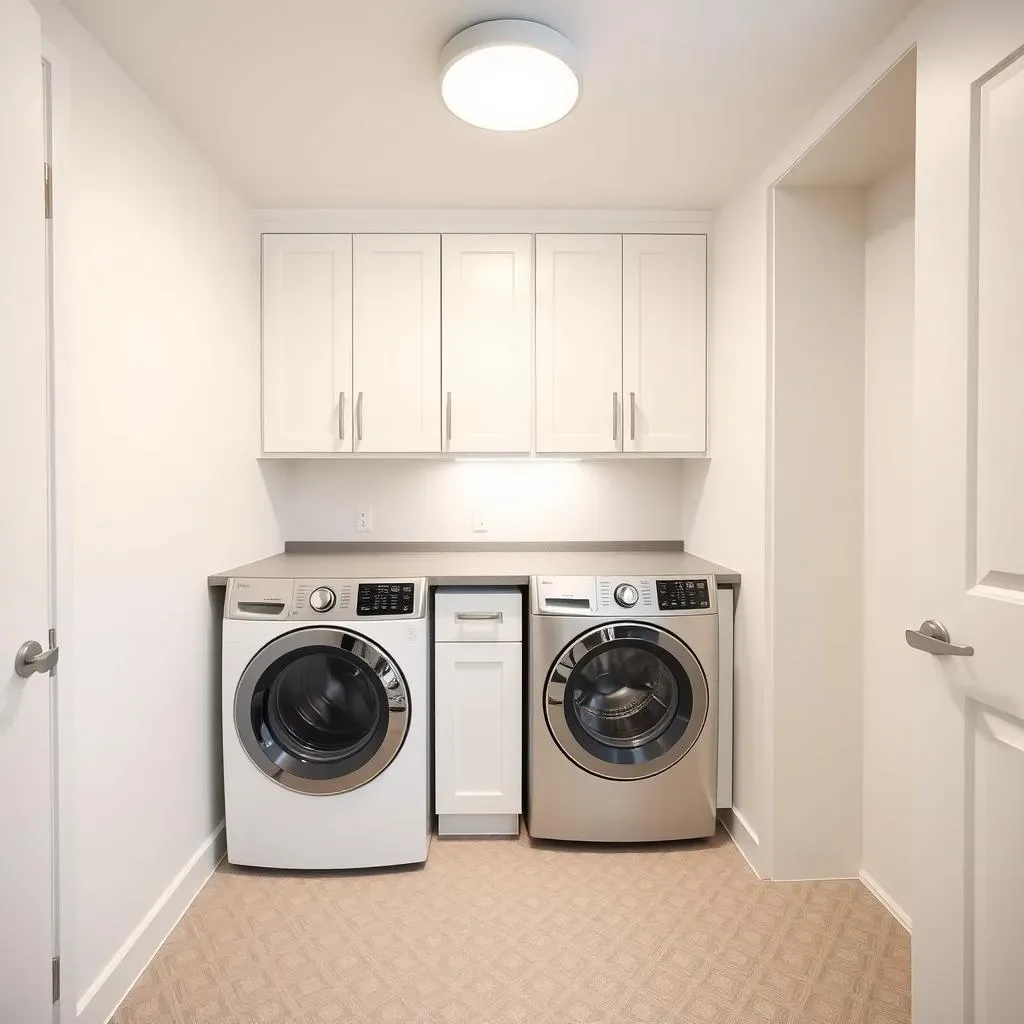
[209,542,740,588]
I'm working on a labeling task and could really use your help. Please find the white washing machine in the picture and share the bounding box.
[528,575,718,843]
[222,576,430,869]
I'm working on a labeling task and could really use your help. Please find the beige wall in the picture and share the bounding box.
[861,159,915,919]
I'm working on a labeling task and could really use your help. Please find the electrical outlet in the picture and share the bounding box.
[357,508,373,532]
[472,508,488,533]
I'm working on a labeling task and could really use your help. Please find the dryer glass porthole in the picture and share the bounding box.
[545,623,708,781]
[235,627,410,795]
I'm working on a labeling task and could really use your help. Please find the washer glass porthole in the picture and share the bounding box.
[235,627,410,795]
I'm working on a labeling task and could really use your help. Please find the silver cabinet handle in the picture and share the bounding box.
[630,391,636,441]
[905,619,974,657]
[455,612,504,621]
[612,392,619,442]
[356,391,363,443]
[15,633,59,678]
[338,392,345,441]
[446,391,452,445]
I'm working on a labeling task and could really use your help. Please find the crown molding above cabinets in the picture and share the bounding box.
[259,219,709,461]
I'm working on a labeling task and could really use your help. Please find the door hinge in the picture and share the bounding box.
[44,162,53,220]
[52,956,60,1003]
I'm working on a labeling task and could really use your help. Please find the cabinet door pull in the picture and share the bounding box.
[630,391,636,441]
[338,392,345,441]
[446,391,452,445]
[356,391,363,443]
[455,612,504,621]
[612,392,619,443]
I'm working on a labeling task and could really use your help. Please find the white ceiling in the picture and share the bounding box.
[780,51,916,187]
[62,0,917,210]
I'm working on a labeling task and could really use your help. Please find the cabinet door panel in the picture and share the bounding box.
[536,234,623,453]
[353,234,441,453]
[623,234,707,452]
[434,643,522,815]
[262,234,352,453]
[442,234,533,453]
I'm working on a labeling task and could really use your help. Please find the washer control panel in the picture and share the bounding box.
[225,577,426,620]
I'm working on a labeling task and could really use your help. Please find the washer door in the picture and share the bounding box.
[235,627,410,795]
[544,622,708,781]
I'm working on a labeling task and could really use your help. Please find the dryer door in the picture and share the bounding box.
[544,622,708,781]
[235,627,410,795]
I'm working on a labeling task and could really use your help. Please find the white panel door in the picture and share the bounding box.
[441,234,533,453]
[623,234,707,453]
[1,0,55,1019]
[535,234,623,453]
[262,234,352,453]
[353,234,441,453]
[434,643,522,816]
[911,5,1024,1021]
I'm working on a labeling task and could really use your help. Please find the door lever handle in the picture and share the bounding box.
[15,636,59,678]
[905,619,974,657]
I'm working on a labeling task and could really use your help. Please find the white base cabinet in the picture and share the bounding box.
[434,589,523,836]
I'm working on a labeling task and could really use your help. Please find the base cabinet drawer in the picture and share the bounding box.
[434,642,522,827]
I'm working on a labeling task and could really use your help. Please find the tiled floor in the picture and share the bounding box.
[114,829,910,1023]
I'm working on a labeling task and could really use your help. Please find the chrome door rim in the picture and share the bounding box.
[235,627,410,795]
[544,622,708,781]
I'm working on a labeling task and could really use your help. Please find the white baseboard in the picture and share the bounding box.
[719,806,765,879]
[859,868,912,932]
[76,822,226,1024]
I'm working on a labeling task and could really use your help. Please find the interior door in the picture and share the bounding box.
[535,234,623,453]
[911,4,1024,1021]
[262,233,353,454]
[353,234,441,453]
[0,0,56,1019]
[622,234,707,453]
[441,234,533,453]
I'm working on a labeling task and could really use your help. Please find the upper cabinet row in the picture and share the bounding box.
[261,232,707,456]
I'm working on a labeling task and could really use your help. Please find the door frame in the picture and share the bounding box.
[40,31,78,1024]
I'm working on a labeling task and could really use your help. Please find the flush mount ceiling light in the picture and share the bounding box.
[440,20,580,132]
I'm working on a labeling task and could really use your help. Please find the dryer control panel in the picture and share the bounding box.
[531,575,716,616]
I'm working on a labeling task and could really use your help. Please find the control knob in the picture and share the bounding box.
[309,587,337,613]
[614,583,639,608]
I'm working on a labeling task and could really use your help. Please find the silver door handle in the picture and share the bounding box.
[356,391,363,443]
[15,636,59,678]
[446,391,452,445]
[905,619,974,657]
[455,612,504,621]
[612,392,619,442]
[338,392,345,441]
[630,391,636,441]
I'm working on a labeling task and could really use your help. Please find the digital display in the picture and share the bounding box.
[357,582,415,616]
[656,579,710,611]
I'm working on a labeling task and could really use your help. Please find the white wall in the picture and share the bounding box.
[771,186,866,880]
[42,8,283,1020]
[681,183,769,872]
[861,160,915,917]
[273,459,686,542]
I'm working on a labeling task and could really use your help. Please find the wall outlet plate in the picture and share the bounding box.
[472,509,488,533]
[357,508,373,532]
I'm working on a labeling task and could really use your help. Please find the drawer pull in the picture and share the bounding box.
[455,612,504,621]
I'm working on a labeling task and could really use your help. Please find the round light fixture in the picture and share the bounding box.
[440,20,580,132]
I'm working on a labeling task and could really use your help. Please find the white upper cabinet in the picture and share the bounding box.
[623,234,707,453]
[441,235,533,453]
[352,234,441,453]
[535,234,623,453]
[262,234,352,454]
